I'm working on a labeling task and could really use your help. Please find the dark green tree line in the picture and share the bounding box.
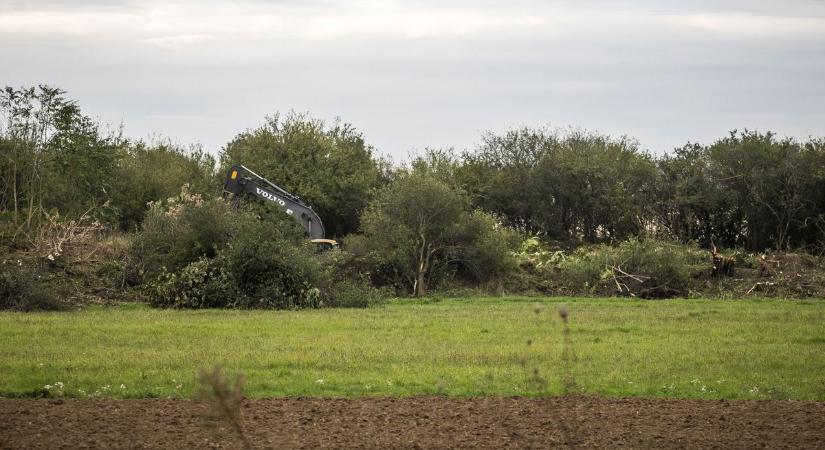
[458,127,657,243]
[659,131,825,251]
[4,85,825,256]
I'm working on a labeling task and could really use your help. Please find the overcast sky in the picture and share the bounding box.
[2,0,824,159]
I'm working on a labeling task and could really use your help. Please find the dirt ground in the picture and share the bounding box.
[2,396,824,449]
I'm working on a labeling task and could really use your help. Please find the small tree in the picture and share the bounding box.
[359,172,515,296]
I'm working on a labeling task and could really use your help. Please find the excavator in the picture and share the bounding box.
[223,164,338,250]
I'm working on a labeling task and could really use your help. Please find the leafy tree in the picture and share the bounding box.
[0,85,118,230]
[658,131,824,251]
[709,131,811,250]
[459,127,556,234]
[358,170,516,296]
[459,127,657,243]
[110,141,217,230]
[220,112,382,237]
[656,144,743,247]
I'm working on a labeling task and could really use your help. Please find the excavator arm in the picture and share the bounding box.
[224,164,327,240]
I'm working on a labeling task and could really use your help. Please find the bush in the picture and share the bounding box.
[110,142,218,231]
[142,200,347,309]
[512,236,567,273]
[455,210,520,285]
[221,219,324,309]
[317,249,391,307]
[356,169,520,296]
[145,258,233,308]
[132,187,233,281]
[557,238,709,298]
[0,262,62,311]
[138,185,391,309]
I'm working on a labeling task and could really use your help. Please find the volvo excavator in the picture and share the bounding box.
[223,164,338,250]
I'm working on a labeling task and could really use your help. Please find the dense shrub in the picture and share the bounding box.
[558,238,709,298]
[143,215,325,309]
[316,249,392,307]
[111,143,218,230]
[0,262,62,311]
[357,171,520,296]
[145,258,233,308]
[131,187,233,280]
[221,219,324,309]
[455,210,520,285]
[139,191,386,309]
[322,279,389,307]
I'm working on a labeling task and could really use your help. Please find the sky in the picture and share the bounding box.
[2,0,824,160]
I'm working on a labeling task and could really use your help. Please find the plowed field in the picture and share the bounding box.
[2,397,824,449]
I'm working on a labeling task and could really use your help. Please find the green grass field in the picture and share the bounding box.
[1,297,824,400]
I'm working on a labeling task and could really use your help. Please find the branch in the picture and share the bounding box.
[611,265,650,282]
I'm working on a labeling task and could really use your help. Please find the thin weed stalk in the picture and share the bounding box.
[197,365,252,450]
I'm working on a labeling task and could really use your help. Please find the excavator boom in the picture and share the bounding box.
[224,164,327,240]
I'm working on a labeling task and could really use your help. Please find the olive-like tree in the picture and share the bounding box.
[358,171,516,296]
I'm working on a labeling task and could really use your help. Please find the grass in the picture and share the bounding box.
[1,297,824,400]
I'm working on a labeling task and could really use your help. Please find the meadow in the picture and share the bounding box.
[1,297,823,400]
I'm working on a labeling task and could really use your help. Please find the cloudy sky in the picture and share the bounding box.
[2,0,824,159]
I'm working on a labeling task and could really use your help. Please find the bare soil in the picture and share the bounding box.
[2,397,824,449]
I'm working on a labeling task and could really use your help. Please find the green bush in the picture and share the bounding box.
[110,143,218,231]
[512,236,567,273]
[137,184,393,309]
[221,219,324,309]
[140,198,356,309]
[145,234,388,309]
[145,258,233,308]
[558,238,709,298]
[0,262,62,311]
[317,249,391,307]
[455,210,520,285]
[132,187,233,280]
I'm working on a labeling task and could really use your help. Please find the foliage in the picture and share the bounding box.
[558,238,709,298]
[220,111,382,237]
[0,86,119,233]
[132,187,233,280]
[220,218,323,309]
[139,200,323,309]
[323,279,390,308]
[357,169,518,296]
[455,210,520,286]
[139,188,382,309]
[512,236,568,272]
[0,85,220,252]
[5,84,825,303]
[458,127,825,252]
[110,141,217,231]
[657,131,825,251]
[0,261,61,311]
[145,258,233,309]
[459,127,657,242]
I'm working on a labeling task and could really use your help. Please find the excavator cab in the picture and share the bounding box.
[311,239,339,252]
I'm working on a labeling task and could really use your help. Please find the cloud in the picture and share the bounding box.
[680,13,825,40]
[140,34,216,51]
[0,5,547,44]
[2,3,823,45]
[1,0,823,156]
